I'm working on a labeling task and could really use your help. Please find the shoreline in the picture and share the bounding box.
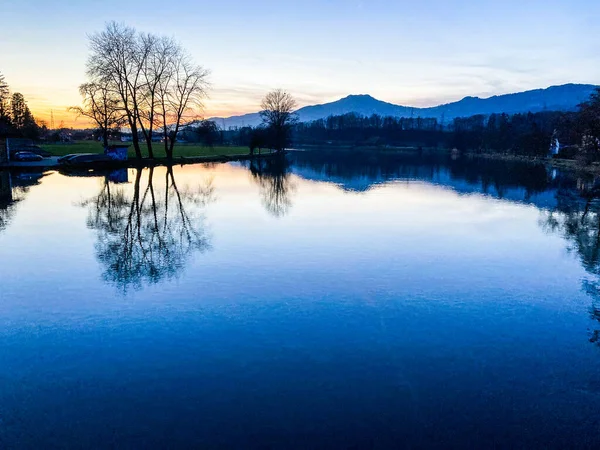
[462,151,600,174]
[0,151,278,172]
[3,144,598,176]
[294,145,600,175]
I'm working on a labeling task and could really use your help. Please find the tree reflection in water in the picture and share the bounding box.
[83,166,214,291]
[0,171,46,232]
[249,156,295,218]
[540,176,600,346]
[0,171,17,231]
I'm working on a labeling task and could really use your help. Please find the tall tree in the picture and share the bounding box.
[577,88,600,150]
[10,93,38,138]
[191,120,219,147]
[0,72,12,137]
[87,22,145,159]
[71,82,126,147]
[10,93,27,129]
[0,72,10,121]
[138,34,177,158]
[157,49,209,159]
[260,90,297,152]
[85,22,209,160]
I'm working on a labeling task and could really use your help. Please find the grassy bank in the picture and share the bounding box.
[462,151,600,174]
[41,141,250,158]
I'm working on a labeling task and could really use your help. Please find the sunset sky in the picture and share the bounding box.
[1,0,599,128]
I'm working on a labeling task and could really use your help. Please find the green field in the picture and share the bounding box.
[41,141,252,158]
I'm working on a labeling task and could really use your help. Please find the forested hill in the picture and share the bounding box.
[420,84,598,121]
[211,84,597,128]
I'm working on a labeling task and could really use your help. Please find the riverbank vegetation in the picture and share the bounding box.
[223,88,600,163]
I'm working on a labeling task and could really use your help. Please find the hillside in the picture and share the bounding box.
[210,84,597,128]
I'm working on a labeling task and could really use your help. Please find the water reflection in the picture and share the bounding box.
[539,180,600,346]
[0,170,47,231]
[288,151,600,349]
[82,166,214,291]
[4,154,600,447]
[248,156,295,218]
[0,171,14,231]
[289,150,562,201]
[3,152,600,324]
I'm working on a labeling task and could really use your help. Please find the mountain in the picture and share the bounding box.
[209,84,598,128]
[208,112,263,129]
[419,84,598,121]
[296,94,413,122]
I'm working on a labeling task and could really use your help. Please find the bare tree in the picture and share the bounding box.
[84,22,209,160]
[87,22,144,158]
[70,82,126,147]
[157,49,209,159]
[138,35,178,158]
[260,89,298,152]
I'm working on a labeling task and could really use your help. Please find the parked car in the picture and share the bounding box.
[9,146,52,158]
[13,151,44,162]
[60,153,114,165]
[58,153,94,163]
[23,146,52,157]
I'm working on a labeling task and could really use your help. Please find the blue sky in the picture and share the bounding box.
[1,0,599,125]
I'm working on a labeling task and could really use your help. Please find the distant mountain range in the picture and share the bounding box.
[209,84,598,129]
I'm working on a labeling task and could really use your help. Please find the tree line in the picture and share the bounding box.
[292,114,443,148]
[450,111,563,157]
[449,91,600,160]
[0,72,41,140]
[289,91,599,159]
[221,87,600,160]
[226,110,559,155]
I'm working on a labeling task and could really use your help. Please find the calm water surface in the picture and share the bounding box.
[1,152,600,448]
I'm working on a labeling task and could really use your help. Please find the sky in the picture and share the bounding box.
[1,0,599,127]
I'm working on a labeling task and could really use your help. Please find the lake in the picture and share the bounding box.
[1,151,600,448]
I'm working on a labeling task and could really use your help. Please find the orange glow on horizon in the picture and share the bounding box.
[26,93,262,129]
[30,104,260,129]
